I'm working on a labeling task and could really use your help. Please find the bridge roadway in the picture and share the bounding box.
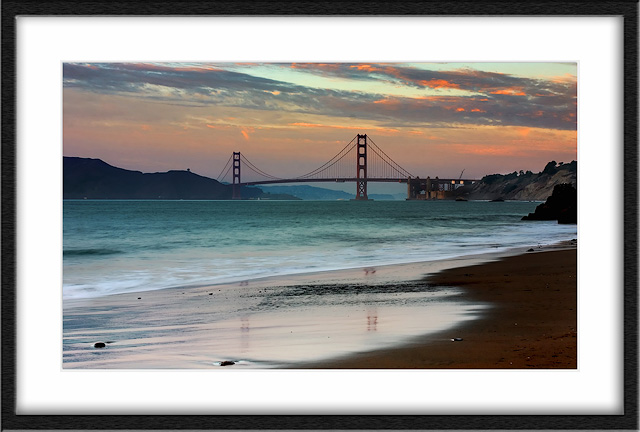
[240,178,479,186]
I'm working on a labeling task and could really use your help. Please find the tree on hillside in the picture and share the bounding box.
[542,161,558,175]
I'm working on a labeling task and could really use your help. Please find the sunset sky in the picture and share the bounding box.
[63,62,577,192]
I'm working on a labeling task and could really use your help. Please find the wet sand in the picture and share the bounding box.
[301,247,577,369]
[63,244,576,369]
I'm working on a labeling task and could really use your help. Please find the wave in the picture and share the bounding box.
[63,248,123,257]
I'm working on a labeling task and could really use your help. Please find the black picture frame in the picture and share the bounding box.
[2,1,637,430]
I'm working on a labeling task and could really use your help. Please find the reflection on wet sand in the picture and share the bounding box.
[366,307,378,332]
[240,316,250,354]
[63,258,495,369]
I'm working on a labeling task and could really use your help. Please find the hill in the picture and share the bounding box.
[259,185,404,200]
[63,157,298,200]
[453,161,577,201]
[259,185,354,200]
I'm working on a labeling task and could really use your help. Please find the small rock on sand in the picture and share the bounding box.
[220,361,235,366]
[94,342,106,348]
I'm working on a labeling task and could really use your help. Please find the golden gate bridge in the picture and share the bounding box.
[216,134,479,200]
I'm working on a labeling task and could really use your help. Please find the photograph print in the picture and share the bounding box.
[62,62,577,369]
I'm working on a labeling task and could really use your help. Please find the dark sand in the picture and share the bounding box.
[301,248,577,369]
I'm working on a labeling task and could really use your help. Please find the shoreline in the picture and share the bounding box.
[297,247,577,369]
[63,239,576,305]
[63,240,576,369]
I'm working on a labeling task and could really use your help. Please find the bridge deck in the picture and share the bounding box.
[241,178,479,186]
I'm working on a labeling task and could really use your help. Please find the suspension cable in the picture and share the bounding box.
[219,163,233,183]
[368,145,409,178]
[295,136,357,179]
[216,154,233,181]
[367,136,413,178]
[240,154,282,180]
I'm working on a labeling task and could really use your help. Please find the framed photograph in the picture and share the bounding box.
[3,1,637,430]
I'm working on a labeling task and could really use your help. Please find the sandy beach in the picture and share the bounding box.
[63,242,576,369]
[302,246,577,369]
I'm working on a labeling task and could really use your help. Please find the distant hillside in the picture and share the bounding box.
[369,193,404,201]
[63,157,298,200]
[259,185,354,200]
[453,161,577,201]
[259,185,404,200]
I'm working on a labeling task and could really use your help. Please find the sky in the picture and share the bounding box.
[63,62,577,193]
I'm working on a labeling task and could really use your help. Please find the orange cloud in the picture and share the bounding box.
[373,99,399,105]
[490,88,526,96]
[289,122,364,130]
[289,122,329,128]
[241,130,250,140]
[456,108,465,112]
[288,122,399,134]
[349,64,379,72]
[418,79,461,90]
[518,127,532,137]
[549,73,577,84]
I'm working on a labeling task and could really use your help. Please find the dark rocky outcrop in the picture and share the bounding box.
[521,183,577,224]
[94,342,106,348]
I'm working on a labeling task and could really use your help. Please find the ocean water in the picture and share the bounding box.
[63,199,576,300]
[63,199,577,367]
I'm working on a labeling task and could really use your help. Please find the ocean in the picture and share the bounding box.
[63,199,576,299]
[63,199,577,367]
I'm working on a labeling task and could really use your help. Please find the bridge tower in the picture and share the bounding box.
[232,151,241,199]
[355,134,369,200]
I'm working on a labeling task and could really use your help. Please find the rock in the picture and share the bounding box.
[527,248,535,252]
[451,338,463,342]
[220,360,235,366]
[558,206,577,224]
[521,183,576,224]
[94,342,106,348]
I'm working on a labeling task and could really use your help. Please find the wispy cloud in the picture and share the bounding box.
[63,62,577,132]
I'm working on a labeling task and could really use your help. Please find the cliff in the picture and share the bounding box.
[453,161,576,201]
